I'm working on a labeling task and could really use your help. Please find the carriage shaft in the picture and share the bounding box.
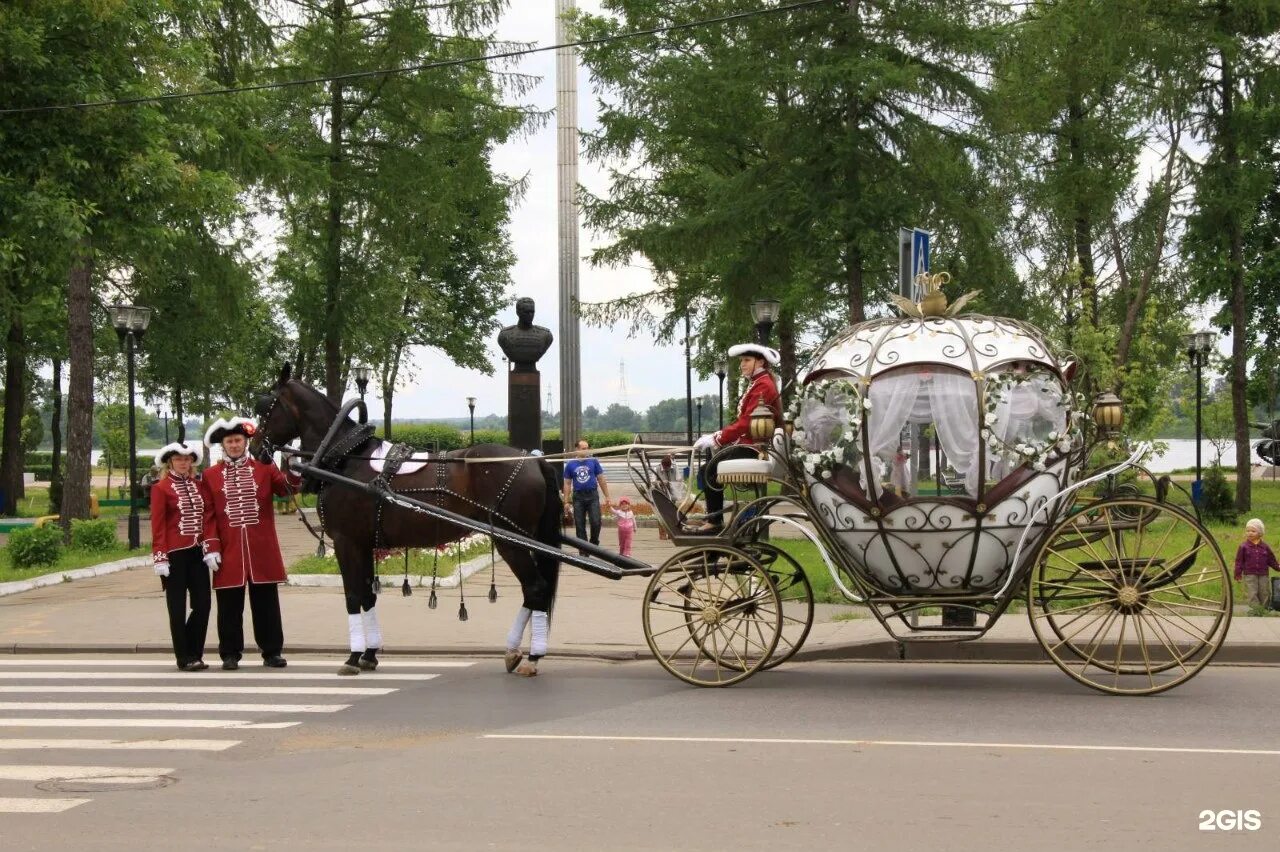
[291,461,655,581]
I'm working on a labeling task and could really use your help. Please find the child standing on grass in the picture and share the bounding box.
[1234,518,1278,611]
[614,496,636,558]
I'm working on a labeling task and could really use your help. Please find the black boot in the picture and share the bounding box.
[263,655,288,668]
[359,648,379,671]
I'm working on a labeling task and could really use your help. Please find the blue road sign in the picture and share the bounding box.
[898,227,931,299]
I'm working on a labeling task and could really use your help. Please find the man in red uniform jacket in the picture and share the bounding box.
[686,343,783,533]
[201,417,301,670]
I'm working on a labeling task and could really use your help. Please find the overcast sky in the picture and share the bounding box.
[380,1,721,422]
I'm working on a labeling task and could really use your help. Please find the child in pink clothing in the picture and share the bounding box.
[614,496,636,557]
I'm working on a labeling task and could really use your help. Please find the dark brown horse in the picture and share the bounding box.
[249,365,562,676]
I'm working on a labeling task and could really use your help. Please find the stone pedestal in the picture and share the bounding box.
[508,369,542,452]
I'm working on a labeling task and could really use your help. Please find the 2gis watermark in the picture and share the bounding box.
[1198,809,1262,832]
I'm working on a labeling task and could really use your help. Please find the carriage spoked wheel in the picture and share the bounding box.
[1027,497,1232,695]
[730,542,814,671]
[642,544,782,687]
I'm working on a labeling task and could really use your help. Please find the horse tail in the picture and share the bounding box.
[534,459,562,615]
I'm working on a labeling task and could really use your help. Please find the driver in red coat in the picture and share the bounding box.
[685,343,782,533]
[201,417,301,670]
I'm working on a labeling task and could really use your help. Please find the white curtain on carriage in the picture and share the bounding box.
[985,370,1069,482]
[867,367,981,496]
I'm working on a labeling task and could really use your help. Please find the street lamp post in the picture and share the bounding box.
[352,365,371,424]
[750,298,781,345]
[696,399,703,438]
[467,397,476,446]
[714,358,726,430]
[157,407,170,444]
[109,304,153,550]
[1184,330,1216,504]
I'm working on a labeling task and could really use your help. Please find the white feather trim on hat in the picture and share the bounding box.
[727,343,781,366]
[155,441,202,465]
[203,416,258,447]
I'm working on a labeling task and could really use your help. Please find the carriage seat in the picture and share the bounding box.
[715,457,777,485]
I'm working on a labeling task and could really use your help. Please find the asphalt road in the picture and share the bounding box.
[1,656,1276,851]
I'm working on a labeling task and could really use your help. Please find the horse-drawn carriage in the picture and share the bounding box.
[256,293,1231,695]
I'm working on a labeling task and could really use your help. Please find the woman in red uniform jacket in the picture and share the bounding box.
[200,417,301,670]
[686,343,783,533]
[150,441,214,671]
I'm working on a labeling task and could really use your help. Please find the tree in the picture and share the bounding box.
[0,0,259,532]
[575,0,1000,381]
[1181,0,1280,512]
[266,0,531,406]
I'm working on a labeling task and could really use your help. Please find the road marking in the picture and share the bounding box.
[0,718,298,730]
[0,739,238,751]
[0,672,438,682]
[0,765,172,781]
[0,659,474,668]
[0,685,397,696]
[482,734,1280,757]
[0,797,91,814]
[0,702,349,713]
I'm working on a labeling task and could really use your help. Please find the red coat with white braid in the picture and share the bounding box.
[201,456,300,590]
[714,369,782,447]
[150,473,214,566]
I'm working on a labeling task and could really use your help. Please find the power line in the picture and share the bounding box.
[0,0,837,117]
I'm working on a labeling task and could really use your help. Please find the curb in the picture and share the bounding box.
[0,556,150,598]
[286,553,495,590]
[0,641,1274,665]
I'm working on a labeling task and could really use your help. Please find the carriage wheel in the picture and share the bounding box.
[1027,497,1232,695]
[736,542,814,671]
[642,544,782,687]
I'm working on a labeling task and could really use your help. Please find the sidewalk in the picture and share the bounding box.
[1,524,1277,664]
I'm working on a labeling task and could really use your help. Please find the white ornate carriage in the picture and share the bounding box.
[631,302,1233,695]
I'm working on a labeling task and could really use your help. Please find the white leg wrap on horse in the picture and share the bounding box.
[361,608,383,649]
[530,610,549,659]
[506,607,532,651]
[347,613,366,654]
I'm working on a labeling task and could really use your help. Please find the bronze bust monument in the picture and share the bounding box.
[497,297,554,373]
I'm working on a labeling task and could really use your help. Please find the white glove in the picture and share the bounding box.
[154,562,170,578]
[204,554,221,572]
[693,434,716,452]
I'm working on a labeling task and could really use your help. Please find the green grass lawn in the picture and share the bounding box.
[0,543,137,585]
[289,536,492,575]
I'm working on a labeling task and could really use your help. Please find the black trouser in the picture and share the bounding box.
[216,581,284,661]
[572,489,602,545]
[701,445,759,524]
[165,546,211,665]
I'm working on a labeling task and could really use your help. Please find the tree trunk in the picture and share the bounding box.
[777,311,797,407]
[0,310,27,514]
[60,243,95,538]
[381,340,403,440]
[51,357,63,486]
[1067,94,1098,328]
[322,0,347,405]
[174,384,185,443]
[1221,50,1250,512]
[846,246,866,324]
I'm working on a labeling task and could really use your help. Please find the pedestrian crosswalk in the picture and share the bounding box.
[0,655,470,815]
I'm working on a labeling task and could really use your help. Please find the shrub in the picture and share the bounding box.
[1199,466,1236,523]
[377,423,464,452]
[582,430,636,451]
[71,518,117,553]
[25,452,57,467]
[470,428,509,446]
[7,524,63,569]
[26,465,54,482]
